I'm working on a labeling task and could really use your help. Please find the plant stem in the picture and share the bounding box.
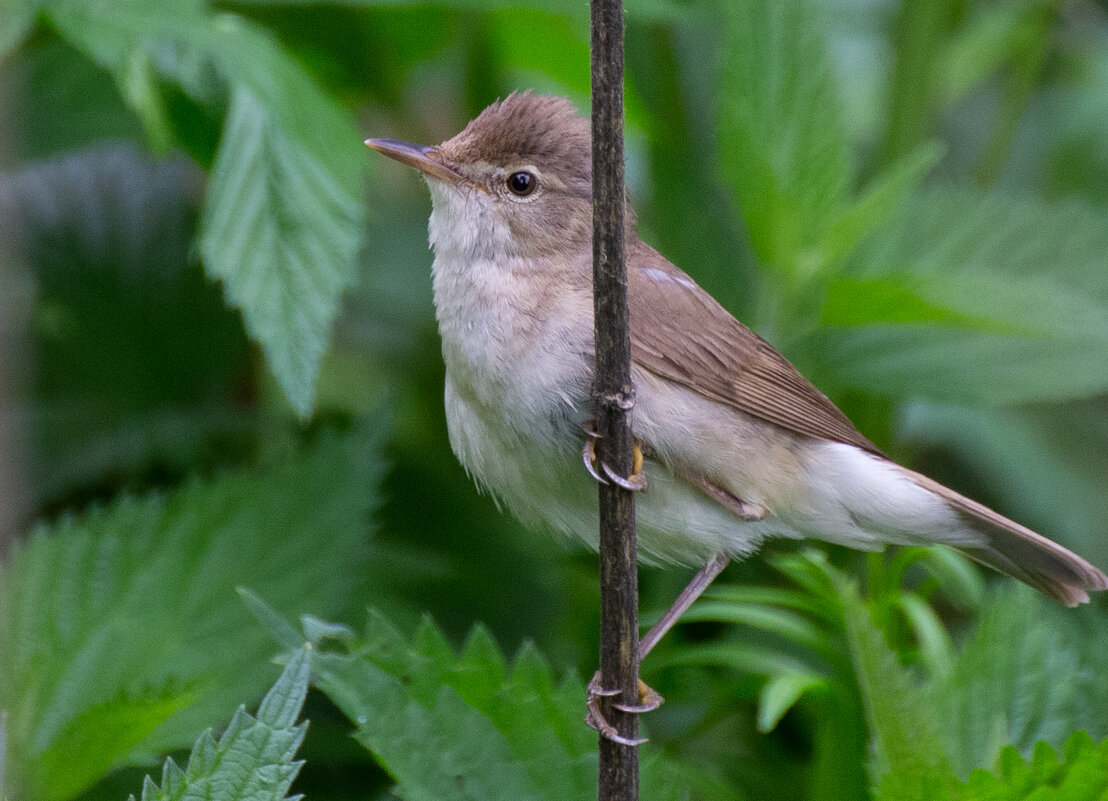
[591,0,640,799]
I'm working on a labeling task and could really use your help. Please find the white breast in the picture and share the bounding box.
[426,181,594,504]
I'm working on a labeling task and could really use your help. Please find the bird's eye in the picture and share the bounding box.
[506,171,536,196]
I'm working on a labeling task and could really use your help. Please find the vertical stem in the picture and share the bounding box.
[591,1,639,800]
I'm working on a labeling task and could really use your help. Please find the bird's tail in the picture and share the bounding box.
[905,470,1108,606]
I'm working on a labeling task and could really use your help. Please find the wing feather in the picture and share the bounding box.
[627,242,881,456]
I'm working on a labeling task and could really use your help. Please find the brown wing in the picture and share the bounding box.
[627,240,882,456]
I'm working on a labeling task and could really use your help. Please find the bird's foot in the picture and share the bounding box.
[585,671,663,746]
[581,423,647,491]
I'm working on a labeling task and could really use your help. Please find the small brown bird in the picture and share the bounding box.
[367,91,1107,699]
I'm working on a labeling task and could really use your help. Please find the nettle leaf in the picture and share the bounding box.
[45,0,368,415]
[0,424,384,801]
[959,732,1108,801]
[819,188,1108,405]
[310,615,595,801]
[304,609,692,801]
[719,0,849,275]
[931,586,1108,778]
[828,568,957,801]
[129,647,310,801]
[200,23,366,416]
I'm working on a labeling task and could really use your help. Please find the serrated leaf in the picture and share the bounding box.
[130,647,310,801]
[819,188,1108,404]
[931,586,1108,778]
[0,425,385,801]
[719,0,849,275]
[309,611,598,801]
[454,625,508,704]
[44,0,368,415]
[830,570,956,800]
[256,647,311,730]
[306,609,703,801]
[200,25,366,415]
[959,732,1108,801]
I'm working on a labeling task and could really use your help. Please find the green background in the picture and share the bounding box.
[1,0,1107,799]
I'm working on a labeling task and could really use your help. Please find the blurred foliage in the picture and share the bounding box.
[1,0,1107,799]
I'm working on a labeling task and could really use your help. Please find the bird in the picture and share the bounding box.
[366,91,1107,736]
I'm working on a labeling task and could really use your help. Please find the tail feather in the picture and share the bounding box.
[906,471,1108,607]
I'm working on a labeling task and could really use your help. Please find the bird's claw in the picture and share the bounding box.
[602,461,647,491]
[581,423,647,491]
[585,671,653,747]
[582,437,609,485]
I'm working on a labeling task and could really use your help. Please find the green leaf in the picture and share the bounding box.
[893,593,954,680]
[940,1,1044,106]
[128,646,310,801]
[931,586,1108,778]
[757,671,827,733]
[680,600,830,654]
[310,615,595,801]
[306,609,696,801]
[650,640,816,680]
[44,0,369,415]
[200,23,367,416]
[719,0,849,275]
[884,547,985,612]
[830,569,957,800]
[1,143,254,503]
[34,691,199,801]
[879,0,957,166]
[959,732,1108,801]
[824,142,944,272]
[0,424,385,801]
[819,188,1108,404]
[4,38,146,160]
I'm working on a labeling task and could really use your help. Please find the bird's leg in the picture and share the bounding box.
[639,552,731,659]
[634,484,768,658]
[586,552,732,744]
[581,421,647,491]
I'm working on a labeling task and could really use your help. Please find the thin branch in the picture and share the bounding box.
[590,0,639,799]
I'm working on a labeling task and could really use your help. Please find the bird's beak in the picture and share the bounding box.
[365,138,471,188]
